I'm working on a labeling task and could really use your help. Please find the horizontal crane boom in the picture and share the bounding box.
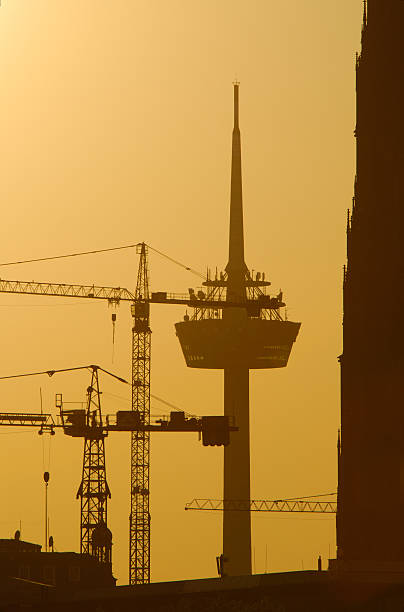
[0,279,135,302]
[0,279,283,313]
[0,410,236,444]
[185,498,337,513]
[149,291,284,311]
[0,412,56,432]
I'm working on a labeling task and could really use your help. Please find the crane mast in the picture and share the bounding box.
[130,243,151,584]
[75,367,111,563]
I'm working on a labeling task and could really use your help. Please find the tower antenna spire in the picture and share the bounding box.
[226,82,247,290]
[233,80,240,129]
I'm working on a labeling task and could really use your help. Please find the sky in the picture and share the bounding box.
[0,0,363,584]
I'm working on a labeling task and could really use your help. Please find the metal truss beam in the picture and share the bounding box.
[185,498,337,513]
[0,279,134,302]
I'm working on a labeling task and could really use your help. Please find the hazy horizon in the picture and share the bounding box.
[0,1,362,583]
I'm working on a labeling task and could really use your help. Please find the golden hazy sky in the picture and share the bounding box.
[0,1,362,584]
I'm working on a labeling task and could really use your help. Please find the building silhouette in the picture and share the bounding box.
[0,535,115,595]
[338,0,404,566]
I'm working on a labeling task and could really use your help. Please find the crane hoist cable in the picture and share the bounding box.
[0,242,205,279]
[0,365,128,384]
[273,492,337,502]
[39,387,53,475]
[0,243,138,267]
[111,312,117,363]
[146,245,205,279]
[103,389,197,419]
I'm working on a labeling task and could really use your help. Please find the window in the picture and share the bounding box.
[43,566,56,585]
[68,566,81,583]
[18,565,30,580]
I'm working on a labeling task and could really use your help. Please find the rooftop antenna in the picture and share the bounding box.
[111,312,117,362]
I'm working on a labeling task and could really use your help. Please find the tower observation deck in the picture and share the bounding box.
[175,84,300,576]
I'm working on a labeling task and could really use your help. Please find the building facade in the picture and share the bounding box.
[0,537,115,590]
[338,0,404,564]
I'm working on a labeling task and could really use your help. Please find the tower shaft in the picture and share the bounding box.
[223,367,251,575]
[223,83,251,576]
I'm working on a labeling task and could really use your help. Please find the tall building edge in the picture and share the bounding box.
[338,0,404,567]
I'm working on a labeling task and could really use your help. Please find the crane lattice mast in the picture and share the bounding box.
[130,243,151,584]
[76,367,111,563]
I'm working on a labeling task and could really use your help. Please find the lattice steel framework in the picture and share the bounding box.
[77,367,111,561]
[185,498,337,513]
[0,278,135,302]
[129,243,151,584]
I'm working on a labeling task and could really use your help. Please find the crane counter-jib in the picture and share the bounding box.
[0,410,236,441]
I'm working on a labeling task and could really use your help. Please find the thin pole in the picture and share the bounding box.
[45,483,48,552]
[44,472,50,552]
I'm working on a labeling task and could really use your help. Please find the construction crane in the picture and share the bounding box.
[0,242,280,583]
[0,362,235,572]
[0,364,127,564]
[185,494,337,577]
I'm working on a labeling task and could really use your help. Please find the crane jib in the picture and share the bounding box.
[0,280,284,313]
[0,279,135,301]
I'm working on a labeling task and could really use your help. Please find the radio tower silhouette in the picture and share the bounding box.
[176,83,300,576]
